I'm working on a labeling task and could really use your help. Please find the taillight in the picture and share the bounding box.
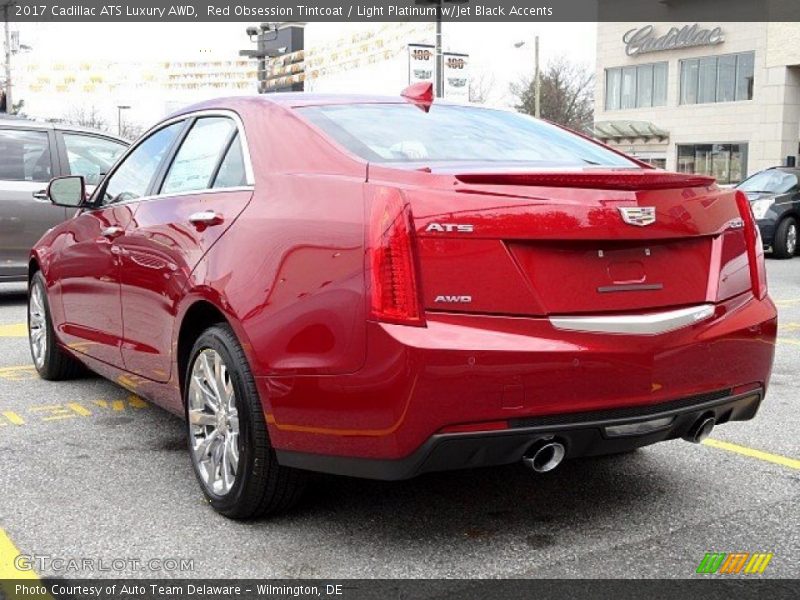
[735,190,768,300]
[367,187,425,326]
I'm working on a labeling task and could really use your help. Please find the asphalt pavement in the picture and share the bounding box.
[0,261,797,579]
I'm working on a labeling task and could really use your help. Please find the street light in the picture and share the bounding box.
[239,22,287,94]
[117,105,130,136]
[515,36,541,118]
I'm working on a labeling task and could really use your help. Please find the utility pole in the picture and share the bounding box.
[415,0,448,98]
[2,2,12,112]
[435,0,443,98]
[534,35,540,118]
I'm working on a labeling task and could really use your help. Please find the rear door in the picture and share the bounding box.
[116,114,254,382]
[0,127,65,280]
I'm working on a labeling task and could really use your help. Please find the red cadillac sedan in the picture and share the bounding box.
[29,86,777,518]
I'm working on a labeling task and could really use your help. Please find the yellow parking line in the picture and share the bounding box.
[0,528,39,579]
[702,438,800,470]
[778,337,800,346]
[0,365,37,381]
[0,323,27,338]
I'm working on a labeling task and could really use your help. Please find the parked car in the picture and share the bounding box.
[29,88,777,519]
[0,116,128,282]
[736,166,800,258]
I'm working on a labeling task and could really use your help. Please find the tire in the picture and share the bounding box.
[28,271,84,380]
[772,217,798,259]
[185,324,307,519]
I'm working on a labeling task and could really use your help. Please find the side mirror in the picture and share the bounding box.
[47,176,86,208]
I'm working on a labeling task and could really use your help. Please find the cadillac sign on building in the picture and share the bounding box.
[623,24,724,56]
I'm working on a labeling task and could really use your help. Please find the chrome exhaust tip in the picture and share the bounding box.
[522,440,566,473]
[683,415,716,444]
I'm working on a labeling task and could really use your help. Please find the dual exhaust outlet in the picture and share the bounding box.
[521,413,716,473]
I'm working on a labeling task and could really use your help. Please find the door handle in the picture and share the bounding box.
[32,190,48,201]
[188,210,224,227]
[100,226,125,240]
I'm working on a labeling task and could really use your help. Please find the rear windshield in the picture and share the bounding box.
[297,103,637,168]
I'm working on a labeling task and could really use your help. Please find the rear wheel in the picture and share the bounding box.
[772,217,797,259]
[28,272,83,380]
[185,324,307,519]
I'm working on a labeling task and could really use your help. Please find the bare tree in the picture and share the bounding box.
[118,121,144,142]
[468,71,495,104]
[63,105,109,132]
[510,57,595,132]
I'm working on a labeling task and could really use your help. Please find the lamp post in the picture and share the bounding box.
[240,23,294,94]
[514,36,540,118]
[117,105,130,136]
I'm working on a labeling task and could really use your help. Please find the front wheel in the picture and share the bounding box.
[28,271,83,380]
[185,324,307,519]
[772,217,797,259]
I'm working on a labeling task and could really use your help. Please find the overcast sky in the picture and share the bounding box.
[16,22,596,105]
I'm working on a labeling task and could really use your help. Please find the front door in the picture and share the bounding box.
[54,204,136,364]
[55,120,186,366]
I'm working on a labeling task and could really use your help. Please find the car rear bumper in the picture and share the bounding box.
[260,292,777,478]
[275,387,763,480]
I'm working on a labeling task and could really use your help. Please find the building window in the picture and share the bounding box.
[605,62,668,110]
[677,143,748,184]
[680,52,754,105]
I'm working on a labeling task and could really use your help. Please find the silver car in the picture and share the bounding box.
[0,116,128,282]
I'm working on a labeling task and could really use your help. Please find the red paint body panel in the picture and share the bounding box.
[29,95,778,473]
[260,292,776,459]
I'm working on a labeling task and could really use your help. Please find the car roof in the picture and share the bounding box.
[170,92,476,118]
[767,166,800,173]
[0,115,128,142]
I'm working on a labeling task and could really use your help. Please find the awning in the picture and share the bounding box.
[592,120,669,143]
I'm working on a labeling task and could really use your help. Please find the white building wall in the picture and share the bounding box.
[595,22,800,177]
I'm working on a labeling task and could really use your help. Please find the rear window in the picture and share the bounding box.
[297,103,637,168]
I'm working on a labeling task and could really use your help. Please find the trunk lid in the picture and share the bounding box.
[369,166,749,317]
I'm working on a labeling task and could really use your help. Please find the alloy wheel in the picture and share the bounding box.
[787,223,797,255]
[188,348,240,496]
[29,283,47,370]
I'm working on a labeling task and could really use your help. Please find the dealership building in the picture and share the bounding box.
[594,22,800,183]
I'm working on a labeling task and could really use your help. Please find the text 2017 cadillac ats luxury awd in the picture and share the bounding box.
[29,85,777,518]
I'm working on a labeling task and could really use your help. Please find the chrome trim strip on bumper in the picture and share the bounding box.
[549,304,715,335]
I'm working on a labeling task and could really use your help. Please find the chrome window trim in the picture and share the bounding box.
[89,108,255,210]
[550,304,715,335]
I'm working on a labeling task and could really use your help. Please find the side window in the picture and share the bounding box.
[101,122,183,205]
[63,134,127,186]
[212,134,247,188]
[161,117,237,195]
[0,129,52,182]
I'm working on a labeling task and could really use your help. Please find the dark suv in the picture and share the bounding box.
[0,116,128,282]
[736,166,800,259]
